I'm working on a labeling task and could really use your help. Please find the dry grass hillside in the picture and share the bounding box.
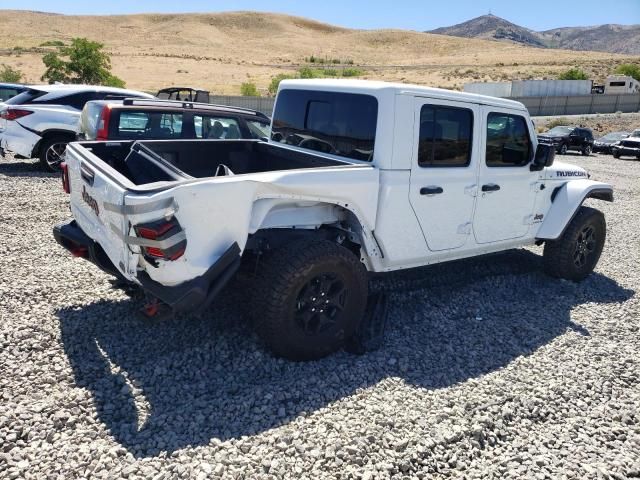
[0,10,637,95]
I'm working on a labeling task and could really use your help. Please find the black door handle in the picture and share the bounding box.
[420,186,444,195]
[481,184,500,192]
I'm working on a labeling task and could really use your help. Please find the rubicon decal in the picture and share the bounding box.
[82,186,100,217]
[556,171,586,177]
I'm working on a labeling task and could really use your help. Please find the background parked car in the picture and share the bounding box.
[537,126,594,156]
[0,82,27,103]
[79,98,270,142]
[0,84,154,171]
[593,131,630,154]
[612,137,640,160]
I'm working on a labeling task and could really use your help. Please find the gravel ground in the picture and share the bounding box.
[0,153,638,480]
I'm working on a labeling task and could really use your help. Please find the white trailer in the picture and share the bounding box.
[605,75,640,95]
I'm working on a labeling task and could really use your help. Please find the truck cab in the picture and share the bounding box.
[54,80,613,360]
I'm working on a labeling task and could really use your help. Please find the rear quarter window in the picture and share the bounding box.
[271,90,378,161]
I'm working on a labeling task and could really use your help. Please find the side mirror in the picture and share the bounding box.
[531,143,555,171]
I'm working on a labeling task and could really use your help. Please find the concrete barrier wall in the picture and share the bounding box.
[208,95,275,115]
[209,93,639,118]
[512,94,640,116]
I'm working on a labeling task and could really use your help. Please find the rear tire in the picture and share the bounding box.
[38,135,70,172]
[543,206,606,282]
[253,239,368,361]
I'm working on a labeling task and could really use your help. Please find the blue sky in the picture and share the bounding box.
[2,0,639,31]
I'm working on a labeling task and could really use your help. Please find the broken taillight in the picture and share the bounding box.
[134,217,186,261]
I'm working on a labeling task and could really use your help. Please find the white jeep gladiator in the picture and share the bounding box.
[54,79,613,360]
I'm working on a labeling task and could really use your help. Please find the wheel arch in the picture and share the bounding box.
[31,129,77,158]
[536,179,613,241]
[246,198,382,269]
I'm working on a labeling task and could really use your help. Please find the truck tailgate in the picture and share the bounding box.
[65,144,130,278]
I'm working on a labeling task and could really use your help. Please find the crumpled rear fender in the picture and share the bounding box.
[535,179,613,240]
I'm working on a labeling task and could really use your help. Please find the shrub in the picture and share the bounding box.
[39,40,65,47]
[614,64,640,81]
[341,68,363,77]
[0,64,23,83]
[240,82,260,96]
[558,68,588,80]
[268,73,295,95]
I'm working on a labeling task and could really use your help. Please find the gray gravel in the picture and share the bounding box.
[0,153,639,480]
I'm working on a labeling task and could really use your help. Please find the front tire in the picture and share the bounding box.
[39,136,70,172]
[543,206,606,282]
[613,150,621,159]
[582,145,592,156]
[559,144,568,155]
[253,239,368,361]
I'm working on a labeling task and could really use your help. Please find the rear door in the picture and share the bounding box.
[409,97,480,251]
[473,107,539,244]
[66,145,130,274]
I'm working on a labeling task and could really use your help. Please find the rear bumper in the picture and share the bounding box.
[53,219,242,313]
[0,124,40,159]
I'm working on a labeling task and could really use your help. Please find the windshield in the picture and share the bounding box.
[600,132,629,141]
[4,88,47,105]
[545,126,573,136]
[630,130,640,138]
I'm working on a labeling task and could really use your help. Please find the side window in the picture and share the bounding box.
[486,113,532,167]
[117,111,183,138]
[0,87,20,102]
[56,92,96,110]
[194,115,242,139]
[418,105,473,167]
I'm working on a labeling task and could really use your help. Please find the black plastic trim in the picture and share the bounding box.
[53,220,125,280]
[137,242,241,313]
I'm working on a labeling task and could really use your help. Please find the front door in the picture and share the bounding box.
[473,107,540,244]
[409,98,480,251]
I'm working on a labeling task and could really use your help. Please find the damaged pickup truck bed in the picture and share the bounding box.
[54,79,613,360]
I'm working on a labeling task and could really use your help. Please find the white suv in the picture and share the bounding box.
[0,84,154,171]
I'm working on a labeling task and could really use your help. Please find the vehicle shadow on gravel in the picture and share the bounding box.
[0,159,54,178]
[57,249,634,458]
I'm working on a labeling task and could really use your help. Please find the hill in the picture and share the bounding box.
[428,15,640,55]
[0,10,636,95]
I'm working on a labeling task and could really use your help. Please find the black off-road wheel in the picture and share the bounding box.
[253,239,368,361]
[613,150,621,159]
[559,143,568,155]
[582,145,592,156]
[543,206,606,282]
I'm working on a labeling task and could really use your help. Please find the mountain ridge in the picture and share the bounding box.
[427,15,640,55]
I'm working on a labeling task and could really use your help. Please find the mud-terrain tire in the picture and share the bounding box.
[543,206,606,282]
[253,239,368,361]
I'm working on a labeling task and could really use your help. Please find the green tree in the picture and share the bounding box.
[0,64,23,83]
[240,82,260,96]
[41,38,125,87]
[557,68,589,80]
[614,64,640,81]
